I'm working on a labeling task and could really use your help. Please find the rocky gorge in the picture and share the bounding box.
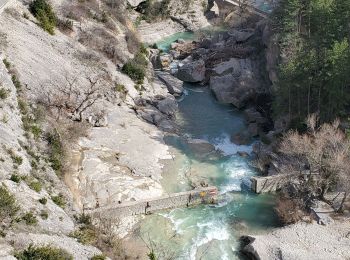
[0,0,349,259]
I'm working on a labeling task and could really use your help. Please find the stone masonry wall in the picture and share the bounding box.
[87,186,218,219]
[251,174,294,193]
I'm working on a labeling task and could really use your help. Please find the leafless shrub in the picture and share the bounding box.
[37,70,112,122]
[61,0,100,22]
[140,233,180,260]
[57,18,73,34]
[104,18,118,32]
[102,0,127,25]
[78,28,125,63]
[73,49,102,67]
[275,196,304,224]
[93,214,127,259]
[125,29,141,54]
[278,114,350,210]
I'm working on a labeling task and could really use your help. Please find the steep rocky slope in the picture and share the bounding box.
[0,53,104,259]
[0,0,185,257]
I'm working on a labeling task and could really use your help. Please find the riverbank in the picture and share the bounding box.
[241,221,350,260]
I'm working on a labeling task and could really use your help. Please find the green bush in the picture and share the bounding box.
[0,185,20,223]
[15,244,73,260]
[8,150,23,166]
[74,213,91,225]
[139,44,149,56]
[91,255,106,260]
[10,174,21,183]
[28,181,42,193]
[31,160,38,170]
[3,59,11,69]
[18,99,28,115]
[69,226,97,245]
[122,62,145,84]
[38,197,47,205]
[0,88,9,99]
[51,193,66,208]
[11,75,22,90]
[40,210,48,220]
[22,211,38,225]
[122,46,149,84]
[46,131,63,172]
[30,124,42,139]
[29,0,57,35]
[114,84,127,93]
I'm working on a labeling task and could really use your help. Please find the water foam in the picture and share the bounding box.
[219,157,255,194]
[158,208,187,235]
[213,133,253,156]
[189,219,231,260]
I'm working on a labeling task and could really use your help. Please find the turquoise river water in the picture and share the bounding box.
[139,9,279,256]
[138,86,280,259]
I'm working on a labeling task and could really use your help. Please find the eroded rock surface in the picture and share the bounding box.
[242,222,350,260]
[177,59,206,83]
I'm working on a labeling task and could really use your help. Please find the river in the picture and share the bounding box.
[136,59,280,258]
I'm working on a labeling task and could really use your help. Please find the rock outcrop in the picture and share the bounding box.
[241,222,350,260]
[156,71,184,97]
[177,59,206,83]
[210,74,238,103]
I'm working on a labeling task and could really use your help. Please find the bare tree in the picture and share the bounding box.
[38,69,111,122]
[140,232,181,260]
[278,114,350,209]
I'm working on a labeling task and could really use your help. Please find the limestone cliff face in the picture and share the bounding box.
[0,0,186,248]
[0,53,104,259]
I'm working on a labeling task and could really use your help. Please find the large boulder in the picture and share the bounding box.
[156,71,184,97]
[212,58,241,77]
[228,29,255,42]
[210,74,239,103]
[155,96,178,117]
[177,59,206,82]
[230,77,259,108]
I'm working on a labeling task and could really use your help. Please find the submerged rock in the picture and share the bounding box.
[237,151,249,157]
[177,59,206,82]
[248,123,259,137]
[187,139,216,155]
[231,132,251,145]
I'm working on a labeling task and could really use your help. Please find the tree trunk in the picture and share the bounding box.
[337,192,348,213]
